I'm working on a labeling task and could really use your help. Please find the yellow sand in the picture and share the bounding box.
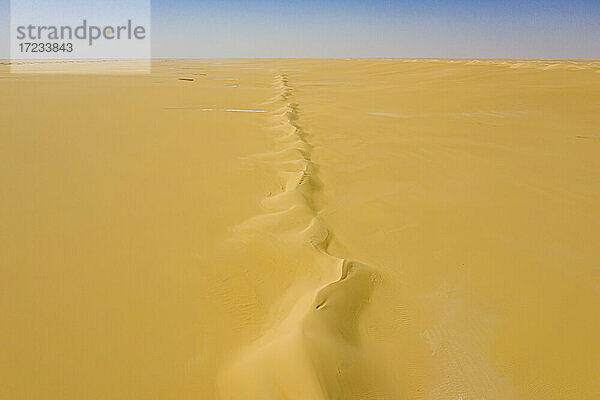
[1,59,599,399]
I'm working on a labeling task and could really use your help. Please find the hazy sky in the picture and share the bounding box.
[1,0,599,58]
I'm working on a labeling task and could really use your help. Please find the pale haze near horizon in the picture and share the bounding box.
[0,0,598,59]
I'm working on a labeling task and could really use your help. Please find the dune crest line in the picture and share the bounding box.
[218,73,381,400]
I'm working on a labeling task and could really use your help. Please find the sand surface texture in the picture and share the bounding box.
[1,59,599,399]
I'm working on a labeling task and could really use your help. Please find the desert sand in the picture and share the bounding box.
[1,59,599,399]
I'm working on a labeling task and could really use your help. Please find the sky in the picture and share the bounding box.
[1,0,599,58]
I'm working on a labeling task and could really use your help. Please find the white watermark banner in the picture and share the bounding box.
[10,0,150,73]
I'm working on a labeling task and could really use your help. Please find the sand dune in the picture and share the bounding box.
[218,73,379,400]
[1,59,599,399]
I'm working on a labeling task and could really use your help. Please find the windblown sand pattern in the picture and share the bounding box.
[1,59,599,400]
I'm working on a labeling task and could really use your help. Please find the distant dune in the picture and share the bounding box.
[1,59,599,400]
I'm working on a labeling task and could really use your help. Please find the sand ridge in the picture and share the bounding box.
[218,72,380,400]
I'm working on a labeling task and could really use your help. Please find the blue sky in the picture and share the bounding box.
[1,0,599,58]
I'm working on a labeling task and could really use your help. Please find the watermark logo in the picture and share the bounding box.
[11,0,150,73]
